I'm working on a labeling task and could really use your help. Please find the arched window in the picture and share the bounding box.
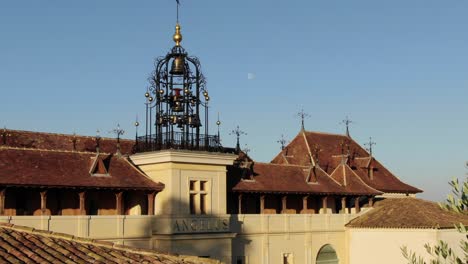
[316,244,339,264]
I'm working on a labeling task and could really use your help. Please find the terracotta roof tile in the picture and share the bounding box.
[232,162,379,195]
[2,129,135,154]
[0,147,163,191]
[0,223,200,263]
[329,164,382,195]
[346,198,468,229]
[271,130,422,194]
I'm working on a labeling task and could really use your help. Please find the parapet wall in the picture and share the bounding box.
[0,213,361,264]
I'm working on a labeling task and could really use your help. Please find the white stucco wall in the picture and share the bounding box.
[347,228,464,264]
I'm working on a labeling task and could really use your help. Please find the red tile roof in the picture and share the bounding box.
[346,198,468,229]
[232,162,381,195]
[329,164,382,195]
[0,223,205,263]
[0,129,162,190]
[271,130,422,194]
[0,148,163,191]
[0,146,164,191]
[2,129,135,154]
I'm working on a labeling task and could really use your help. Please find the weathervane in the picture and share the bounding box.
[297,108,310,130]
[230,126,247,152]
[111,124,125,156]
[364,137,376,156]
[341,116,353,137]
[111,124,125,144]
[277,134,288,150]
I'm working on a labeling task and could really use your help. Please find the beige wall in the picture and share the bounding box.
[0,215,154,248]
[231,214,356,264]
[131,150,236,216]
[3,213,462,264]
[347,228,464,264]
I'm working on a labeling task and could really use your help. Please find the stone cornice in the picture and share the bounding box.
[130,150,237,166]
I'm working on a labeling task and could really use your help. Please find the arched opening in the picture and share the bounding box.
[316,244,339,264]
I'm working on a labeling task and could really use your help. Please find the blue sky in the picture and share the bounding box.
[1,0,467,201]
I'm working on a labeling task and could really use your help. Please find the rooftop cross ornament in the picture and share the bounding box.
[230,126,247,152]
[297,109,310,130]
[341,116,353,137]
[111,124,125,144]
[111,124,125,156]
[364,137,376,156]
[277,134,288,150]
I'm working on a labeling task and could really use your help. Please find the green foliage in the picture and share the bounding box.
[438,177,468,215]
[401,177,468,264]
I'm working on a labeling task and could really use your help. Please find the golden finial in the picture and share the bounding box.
[173,23,182,46]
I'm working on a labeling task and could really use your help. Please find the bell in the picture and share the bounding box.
[172,101,184,112]
[170,56,185,75]
[157,116,164,125]
[188,115,200,127]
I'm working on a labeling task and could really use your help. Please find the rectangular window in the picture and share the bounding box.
[200,194,206,214]
[200,181,207,191]
[190,180,196,191]
[190,194,196,214]
[189,179,209,215]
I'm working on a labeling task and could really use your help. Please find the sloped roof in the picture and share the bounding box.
[0,223,202,263]
[271,130,422,194]
[329,164,382,195]
[0,147,163,191]
[232,162,380,195]
[346,198,468,229]
[2,129,135,154]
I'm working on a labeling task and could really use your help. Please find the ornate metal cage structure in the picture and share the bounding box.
[135,24,235,154]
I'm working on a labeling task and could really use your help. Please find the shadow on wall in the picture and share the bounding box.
[153,197,247,264]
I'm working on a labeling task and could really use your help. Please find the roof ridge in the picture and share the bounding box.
[124,157,164,184]
[327,164,345,186]
[354,157,372,160]
[303,130,346,137]
[3,128,134,142]
[0,146,111,155]
[259,162,309,168]
[301,130,315,166]
[343,164,383,194]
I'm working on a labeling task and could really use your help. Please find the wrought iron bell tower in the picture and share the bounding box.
[137,22,222,152]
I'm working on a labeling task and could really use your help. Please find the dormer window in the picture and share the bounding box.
[89,156,110,177]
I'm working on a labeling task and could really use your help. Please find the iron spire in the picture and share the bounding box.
[297,108,310,131]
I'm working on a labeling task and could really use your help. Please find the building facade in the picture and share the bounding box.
[1,18,467,264]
